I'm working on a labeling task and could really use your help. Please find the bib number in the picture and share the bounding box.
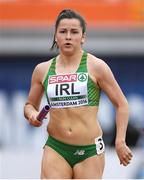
[95,136,105,155]
[48,73,88,108]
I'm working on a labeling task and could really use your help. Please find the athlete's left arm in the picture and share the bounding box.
[95,60,133,166]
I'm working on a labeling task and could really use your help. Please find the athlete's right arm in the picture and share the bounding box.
[24,63,45,127]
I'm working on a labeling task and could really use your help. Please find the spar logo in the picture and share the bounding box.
[78,73,87,82]
[49,74,77,84]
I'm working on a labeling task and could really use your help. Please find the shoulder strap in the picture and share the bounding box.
[48,57,56,76]
[43,57,56,87]
[76,51,87,72]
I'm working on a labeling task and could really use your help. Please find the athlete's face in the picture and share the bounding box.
[55,18,85,54]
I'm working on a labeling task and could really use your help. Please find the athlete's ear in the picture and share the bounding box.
[54,33,57,42]
[81,33,86,44]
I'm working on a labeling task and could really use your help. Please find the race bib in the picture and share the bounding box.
[47,73,88,108]
[95,136,105,155]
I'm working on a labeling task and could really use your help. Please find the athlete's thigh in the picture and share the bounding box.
[40,146,72,179]
[73,153,105,179]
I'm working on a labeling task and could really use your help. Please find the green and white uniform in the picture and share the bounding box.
[43,52,105,167]
[43,51,101,108]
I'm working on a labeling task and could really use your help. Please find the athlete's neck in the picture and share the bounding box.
[58,50,83,67]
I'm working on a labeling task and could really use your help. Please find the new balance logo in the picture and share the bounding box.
[74,150,85,155]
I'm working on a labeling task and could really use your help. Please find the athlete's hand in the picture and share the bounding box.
[115,142,133,166]
[28,113,42,127]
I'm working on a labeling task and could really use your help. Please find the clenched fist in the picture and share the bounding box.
[115,142,133,166]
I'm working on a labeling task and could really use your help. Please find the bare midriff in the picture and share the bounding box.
[47,106,102,145]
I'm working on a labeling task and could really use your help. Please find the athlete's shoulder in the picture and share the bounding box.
[32,58,55,82]
[36,58,54,71]
[88,53,114,83]
[87,53,109,71]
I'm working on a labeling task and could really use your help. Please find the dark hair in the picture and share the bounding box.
[51,9,87,50]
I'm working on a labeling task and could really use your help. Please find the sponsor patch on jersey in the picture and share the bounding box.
[48,73,88,108]
[49,74,77,84]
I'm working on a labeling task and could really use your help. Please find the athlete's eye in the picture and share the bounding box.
[72,31,79,34]
[59,30,66,34]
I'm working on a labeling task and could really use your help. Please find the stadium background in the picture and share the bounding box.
[0,0,144,178]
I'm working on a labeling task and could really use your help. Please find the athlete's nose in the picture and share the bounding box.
[66,31,71,40]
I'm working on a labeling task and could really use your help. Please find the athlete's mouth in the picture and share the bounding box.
[64,43,72,46]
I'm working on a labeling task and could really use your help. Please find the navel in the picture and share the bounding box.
[68,127,72,134]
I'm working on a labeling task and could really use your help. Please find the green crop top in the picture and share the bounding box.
[43,51,101,108]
